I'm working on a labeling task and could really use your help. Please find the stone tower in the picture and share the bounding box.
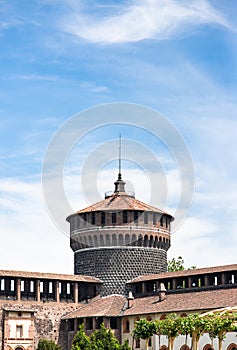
[66,173,174,296]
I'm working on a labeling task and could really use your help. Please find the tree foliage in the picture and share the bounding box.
[37,339,61,350]
[167,256,196,272]
[133,318,157,350]
[72,323,131,350]
[133,312,237,350]
[72,324,92,350]
[90,323,120,350]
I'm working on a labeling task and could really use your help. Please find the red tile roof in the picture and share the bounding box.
[0,270,102,283]
[67,193,173,218]
[128,264,237,283]
[62,295,127,319]
[63,288,237,319]
[124,288,237,316]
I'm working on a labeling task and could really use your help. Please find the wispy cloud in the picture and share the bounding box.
[62,0,231,44]
[12,74,58,82]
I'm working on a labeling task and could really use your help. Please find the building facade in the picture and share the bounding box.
[1,173,237,350]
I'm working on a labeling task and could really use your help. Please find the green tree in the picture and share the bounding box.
[205,313,237,350]
[120,339,131,350]
[90,323,121,350]
[133,318,157,350]
[72,324,92,350]
[167,256,185,272]
[158,314,180,350]
[37,339,61,350]
[188,313,209,350]
[167,256,196,272]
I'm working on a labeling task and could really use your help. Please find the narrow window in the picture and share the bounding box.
[110,317,118,329]
[123,318,130,333]
[21,280,24,292]
[160,215,164,226]
[30,281,34,293]
[134,211,138,224]
[40,281,44,293]
[123,210,128,223]
[86,318,93,330]
[112,212,116,224]
[135,338,140,348]
[67,283,71,294]
[95,316,103,329]
[59,282,62,294]
[68,319,74,331]
[144,212,148,224]
[101,212,105,225]
[83,213,87,225]
[91,212,95,225]
[153,213,157,225]
[10,280,15,292]
[49,282,53,294]
[16,325,23,338]
[0,279,5,291]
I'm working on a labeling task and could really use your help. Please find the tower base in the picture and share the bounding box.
[74,247,167,296]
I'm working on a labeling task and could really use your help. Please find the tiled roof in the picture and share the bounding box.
[128,264,237,283]
[124,288,237,316]
[62,295,126,319]
[0,270,102,283]
[68,193,173,218]
[63,288,237,319]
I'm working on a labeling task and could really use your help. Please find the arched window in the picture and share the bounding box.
[203,345,214,350]
[180,345,190,350]
[160,346,168,350]
[125,234,130,246]
[227,344,237,350]
[123,318,130,333]
[160,314,166,320]
[180,313,187,317]
[134,316,140,326]
[144,235,148,247]
[112,234,117,246]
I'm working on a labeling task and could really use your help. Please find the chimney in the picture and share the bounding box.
[157,283,166,302]
[127,291,134,309]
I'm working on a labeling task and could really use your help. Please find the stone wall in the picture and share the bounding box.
[74,247,167,295]
[0,299,80,350]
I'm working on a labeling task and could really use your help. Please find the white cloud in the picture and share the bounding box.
[0,178,73,274]
[169,216,237,269]
[12,74,58,82]
[62,0,231,44]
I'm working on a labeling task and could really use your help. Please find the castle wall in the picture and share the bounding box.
[0,299,80,350]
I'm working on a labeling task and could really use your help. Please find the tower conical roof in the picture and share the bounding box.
[69,174,173,220]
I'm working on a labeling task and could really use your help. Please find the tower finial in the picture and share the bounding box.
[118,133,122,180]
[114,134,125,193]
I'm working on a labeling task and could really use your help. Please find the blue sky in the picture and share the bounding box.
[0,0,237,274]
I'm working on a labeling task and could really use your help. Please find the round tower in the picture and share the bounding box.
[66,174,174,296]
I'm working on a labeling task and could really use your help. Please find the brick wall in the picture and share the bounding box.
[0,300,80,350]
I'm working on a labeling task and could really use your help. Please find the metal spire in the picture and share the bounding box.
[118,133,122,180]
[114,134,125,193]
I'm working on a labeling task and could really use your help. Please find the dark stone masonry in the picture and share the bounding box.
[74,247,167,295]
